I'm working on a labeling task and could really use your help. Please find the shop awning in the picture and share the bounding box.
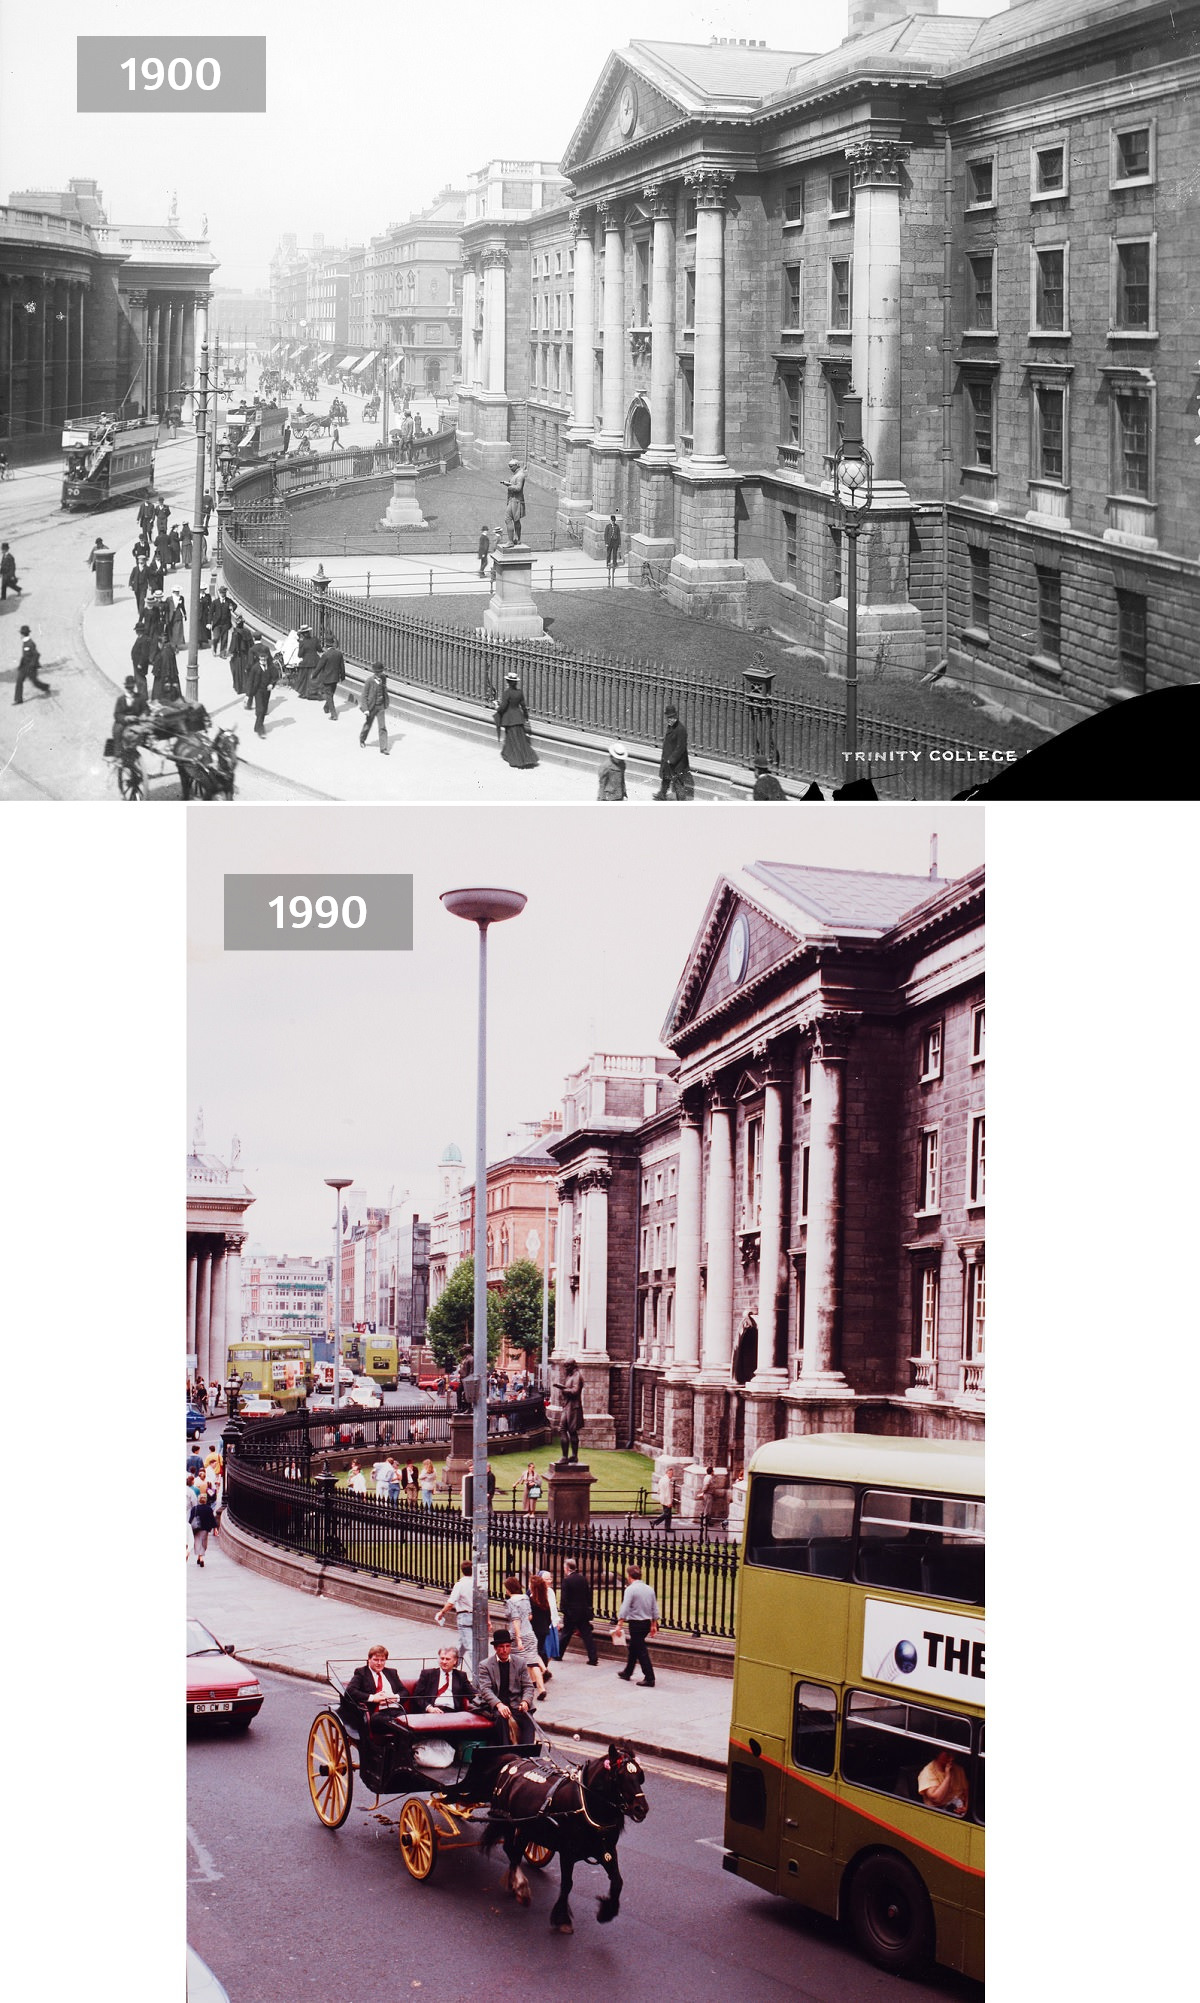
[317,351,333,365]
[336,353,360,370]
[352,351,380,373]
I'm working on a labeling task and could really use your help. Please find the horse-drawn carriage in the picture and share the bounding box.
[306,1658,647,1930]
[109,702,238,801]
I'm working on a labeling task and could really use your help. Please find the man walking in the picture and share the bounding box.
[477,525,490,579]
[245,634,278,738]
[435,1558,477,1677]
[358,661,390,754]
[648,1465,674,1532]
[128,557,151,615]
[604,513,621,583]
[1,542,21,599]
[559,1558,599,1665]
[13,626,51,703]
[596,741,628,800]
[655,704,694,801]
[613,1564,659,1686]
[318,632,345,719]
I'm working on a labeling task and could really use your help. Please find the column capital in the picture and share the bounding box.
[684,168,733,211]
[223,1230,246,1253]
[576,1165,612,1194]
[568,205,594,242]
[126,289,147,306]
[597,200,625,234]
[679,1093,705,1132]
[751,1041,792,1089]
[555,1174,578,1202]
[192,290,211,309]
[809,1013,859,1065]
[642,181,676,218]
[847,139,908,189]
[480,246,511,273]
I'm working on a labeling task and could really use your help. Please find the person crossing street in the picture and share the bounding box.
[12,626,51,703]
[358,661,390,754]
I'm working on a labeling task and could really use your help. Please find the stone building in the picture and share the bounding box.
[370,188,469,397]
[455,0,1199,725]
[241,1253,327,1343]
[548,861,984,1470]
[2,178,217,450]
[186,1115,254,1389]
[426,1118,563,1372]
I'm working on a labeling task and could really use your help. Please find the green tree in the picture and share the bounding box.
[498,1257,554,1366]
[424,1258,501,1372]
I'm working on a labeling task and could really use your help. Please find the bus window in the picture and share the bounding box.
[855,1489,985,1604]
[746,1478,855,1576]
[791,1682,837,1774]
[841,1690,973,1816]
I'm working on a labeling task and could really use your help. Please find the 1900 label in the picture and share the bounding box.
[77,38,266,113]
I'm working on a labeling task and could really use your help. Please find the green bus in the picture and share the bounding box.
[361,1335,398,1388]
[722,1435,984,1980]
[227,1340,311,1410]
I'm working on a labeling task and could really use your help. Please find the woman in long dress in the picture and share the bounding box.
[494,670,538,769]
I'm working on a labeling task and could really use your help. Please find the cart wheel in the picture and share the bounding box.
[397,1797,437,1880]
[307,1712,354,1829]
[117,760,144,801]
[522,1842,553,1871]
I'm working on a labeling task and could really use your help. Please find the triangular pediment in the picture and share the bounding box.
[561,54,690,178]
[661,877,815,1044]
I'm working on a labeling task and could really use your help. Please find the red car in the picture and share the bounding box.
[187,1618,265,1731]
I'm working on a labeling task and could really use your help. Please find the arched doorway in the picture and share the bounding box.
[424,358,441,390]
[733,1319,758,1386]
[626,396,651,455]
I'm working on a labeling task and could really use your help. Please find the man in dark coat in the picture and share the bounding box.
[128,558,151,614]
[0,542,21,599]
[154,501,171,538]
[145,555,165,596]
[244,635,278,737]
[130,625,153,701]
[343,1646,407,1741]
[13,626,51,702]
[559,1559,599,1665]
[180,523,193,566]
[477,525,490,578]
[474,1631,538,1745]
[210,589,233,656]
[151,632,182,704]
[409,1646,475,1713]
[295,624,321,698]
[137,497,156,538]
[604,513,621,582]
[318,635,345,719]
[227,616,253,694]
[358,660,390,754]
[112,674,148,747]
[655,705,694,801]
[197,588,213,650]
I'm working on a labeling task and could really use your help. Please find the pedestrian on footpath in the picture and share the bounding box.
[1,542,22,599]
[180,523,193,567]
[228,616,253,695]
[477,525,490,578]
[128,558,151,614]
[166,526,181,572]
[245,634,278,737]
[358,661,390,754]
[190,1489,217,1566]
[151,629,182,704]
[494,671,538,768]
[559,1559,599,1664]
[435,1557,477,1677]
[613,1564,659,1686]
[604,513,621,583]
[318,633,345,719]
[210,589,233,656]
[596,742,628,800]
[655,704,694,801]
[87,536,107,574]
[12,626,51,703]
[648,1465,674,1532]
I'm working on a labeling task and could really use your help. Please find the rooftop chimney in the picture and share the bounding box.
[929,834,939,880]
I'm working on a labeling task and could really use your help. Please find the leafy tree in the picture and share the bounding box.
[424,1258,501,1372]
[499,1258,554,1366]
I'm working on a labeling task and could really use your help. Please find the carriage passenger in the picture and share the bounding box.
[410,1646,474,1713]
[344,1646,407,1738]
[474,1631,538,1746]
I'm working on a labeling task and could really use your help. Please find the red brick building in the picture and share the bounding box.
[457,0,1198,730]
[549,860,984,1472]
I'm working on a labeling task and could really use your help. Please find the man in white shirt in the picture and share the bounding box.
[614,1565,660,1687]
[434,1559,477,1677]
[410,1646,474,1713]
[649,1467,674,1532]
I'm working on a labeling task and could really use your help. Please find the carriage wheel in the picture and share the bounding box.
[397,1798,437,1880]
[307,1712,354,1829]
[522,1842,553,1870]
[117,759,144,801]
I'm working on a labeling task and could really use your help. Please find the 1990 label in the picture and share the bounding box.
[223,876,413,952]
[77,37,266,114]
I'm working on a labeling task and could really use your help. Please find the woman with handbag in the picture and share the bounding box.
[503,1574,547,1699]
[521,1460,541,1515]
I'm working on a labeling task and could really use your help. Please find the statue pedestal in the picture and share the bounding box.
[483,544,547,641]
[443,1412,475,1488]
[547,1461,596,1528]
[380,468,426,529]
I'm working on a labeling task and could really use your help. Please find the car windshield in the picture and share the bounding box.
[187,1619,226,1657]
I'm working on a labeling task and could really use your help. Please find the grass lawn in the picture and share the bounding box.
[334,1444,655,1514]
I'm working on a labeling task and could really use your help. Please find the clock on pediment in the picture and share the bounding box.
[617,80,638,137]
[726,911,750,987]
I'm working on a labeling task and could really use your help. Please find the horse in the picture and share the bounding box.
[480,1739,648,1933]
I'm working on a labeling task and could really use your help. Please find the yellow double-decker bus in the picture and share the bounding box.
[226,1340,311,1410]
[723,1435,983,1979]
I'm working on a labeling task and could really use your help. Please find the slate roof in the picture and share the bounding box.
[630,38,817,104]
[745,861,944,935]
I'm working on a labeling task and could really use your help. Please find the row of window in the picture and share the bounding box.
[746,1477,985,1601]
[965,121,1157,209]
[963,238,1157,338]
[920,1008,985,1081]
[917,1115,986,1214]
[733,1683,986,1827]
[963,546,1149,687]
[916,1255,985,1372]
[963,370,1155,502]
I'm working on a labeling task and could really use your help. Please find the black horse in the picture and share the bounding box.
[481,1740,648,1932]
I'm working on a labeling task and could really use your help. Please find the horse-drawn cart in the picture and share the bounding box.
[109,703,238,801]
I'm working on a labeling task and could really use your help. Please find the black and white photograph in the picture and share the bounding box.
[2,0,1196,804]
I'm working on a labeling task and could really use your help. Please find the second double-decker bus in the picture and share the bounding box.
[226,1339,311,1410]
[361,1335,398,1388]
[723,1435,983,1979]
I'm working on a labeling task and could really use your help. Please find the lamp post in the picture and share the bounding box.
[185,335,210,705]
[325,1177,354,1414]
[540,1175,554,1394]
[832,392,874,771]
[441,886,527,1677]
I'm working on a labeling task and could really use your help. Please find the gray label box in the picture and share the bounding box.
[77,38,267,113]
[224,876,413,952]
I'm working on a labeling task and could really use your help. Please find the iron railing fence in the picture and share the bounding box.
[228,1396,548,1463]
[223,1456,739,1637]
[220,456,1001,799]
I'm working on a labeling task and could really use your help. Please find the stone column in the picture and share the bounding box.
[667,171,748,622]
[209,1244,228,1390]
[744,1059,790,1460]
[796,1018,854,1396]
[823,138,925,679]
[632,182,678,568]
[552,1182,575,1355]
[169,297,185,413]
[558,208,595,536]
[49,279,69,429]
[223,1233,244,1370]
[77,284,86,414]
[585,202,626,547]
[578,1168,611,1359]
[181,297,196,413]
[663,1099,702,1457]
[125,292,147,416]
[473,247,511,470]
[458,263,477,448]
[145,300,159,416]
[700,1093,735,1375]
[196,1250,213,1387]
[187,1252,198,1367]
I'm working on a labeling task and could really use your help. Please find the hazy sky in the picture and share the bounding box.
[188,802,982,1256]
[1,0,1001,290]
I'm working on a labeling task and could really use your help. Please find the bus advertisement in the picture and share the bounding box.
[226,1340,311,1410]
[61,416,157,510]
[722,1435,984,1981]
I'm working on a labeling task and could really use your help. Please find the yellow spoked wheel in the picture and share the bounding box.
[307,1712,354,1829]
[523,1841,553,1870]
[398,1797,437,1880]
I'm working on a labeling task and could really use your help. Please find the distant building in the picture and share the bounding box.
[370,186,469,397]
[241,1253,327,1341]
[186,1113,254,1388]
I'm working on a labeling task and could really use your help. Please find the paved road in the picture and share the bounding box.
[187,1670,979,2003]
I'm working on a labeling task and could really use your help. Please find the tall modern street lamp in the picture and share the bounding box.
[441,886,528,1675]
[325,1177,354,1412]
[541,1175,555,1394]
[832,392,874,772]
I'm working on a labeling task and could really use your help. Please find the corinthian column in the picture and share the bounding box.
[559,209,596,533]
[597,202,626,445]
[700,1093,735,1375]
[553,1180,576,1356]
[753,1062,789,1383]
[848,138,907,493]
[798,1019,854,1390]
[687,169,731,468]
[481,247,508,395]
[662,1098,702,1458]
[645,184,676,463]
[578,1167,611,1358]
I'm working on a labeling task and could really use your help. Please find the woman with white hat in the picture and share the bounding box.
[596,742,627,800]
[494,670,538,769]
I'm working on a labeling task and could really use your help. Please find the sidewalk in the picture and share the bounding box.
[188,1520,733,1773]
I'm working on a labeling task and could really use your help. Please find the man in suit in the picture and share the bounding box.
[244,633,278,737]
[344,1646,406,1736]
[558,1559,599,1665]
[128,558,151,614]
[604,512,621,582]
[13,626,51,703]
[358,661,389,754]
[409,1646,475,1714]
[474,1630,537,1745]
[318,633,345,719]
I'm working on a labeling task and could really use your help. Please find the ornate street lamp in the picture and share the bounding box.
[832,393,874,771]
[742,652,778,772]
[440,887,527,1676]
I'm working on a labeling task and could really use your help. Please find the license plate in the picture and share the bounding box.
[194,1701,233,1713]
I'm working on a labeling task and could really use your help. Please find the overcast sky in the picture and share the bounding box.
[188,802,982,1256]
[1,0,1002,291]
